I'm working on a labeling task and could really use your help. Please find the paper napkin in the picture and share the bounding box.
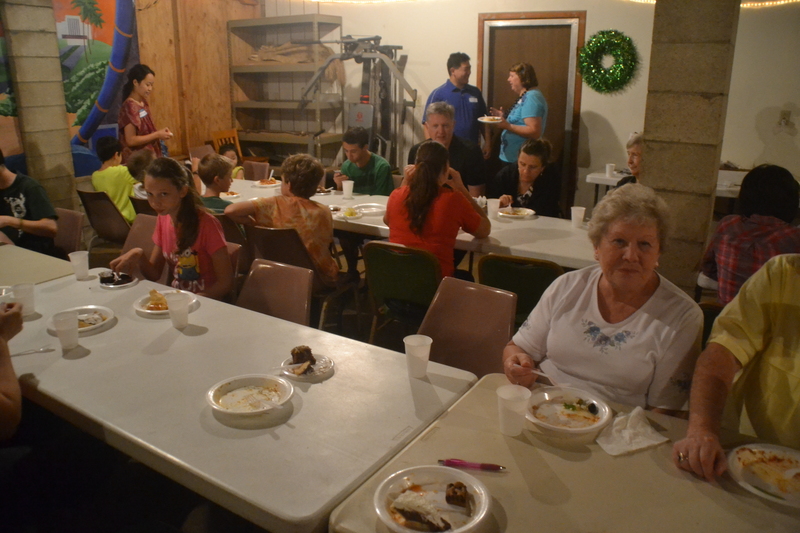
[596,406,669,456]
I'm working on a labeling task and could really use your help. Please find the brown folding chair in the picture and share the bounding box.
[243,160,270,181]
[54,207,84,256]
[77,189,131,252]
[244,225,358,331]
[226,242,241,302]
[120,214,167,283]
[418,276,517,378]
[129,196,157,216]
[214,214,251,275]
[236,259,314,326]
[189,144,215,161]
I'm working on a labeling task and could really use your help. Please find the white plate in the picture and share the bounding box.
[498,207,535,219]
[220,192,240,199]
[207,374,293,416]
[133,290,199,317]
[353,203,386,216]
[253,180,280,188]
[374,465,490,533]
[98,272,139,290]
[728,444,800,508]
[280,355,335,381]
[47,305,115,334]
[526,386,611,436]
[477,116,503,124]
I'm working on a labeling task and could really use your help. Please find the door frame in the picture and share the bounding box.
[478,12,585,209]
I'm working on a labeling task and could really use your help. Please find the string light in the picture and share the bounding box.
[628,0,800,7]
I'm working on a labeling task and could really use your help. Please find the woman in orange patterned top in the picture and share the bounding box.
[224,154,339,286]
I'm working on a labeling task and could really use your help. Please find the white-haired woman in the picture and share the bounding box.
[503,184,702,415]
[616,133,643,187]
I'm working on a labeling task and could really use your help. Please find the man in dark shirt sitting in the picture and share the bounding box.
[408,101,485,197]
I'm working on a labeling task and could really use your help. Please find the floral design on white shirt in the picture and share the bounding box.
[582,320,636,354]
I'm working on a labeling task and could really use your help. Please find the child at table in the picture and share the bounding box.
[218,144,244,180]
[110,157,233,299]
[91,137,139,223]
[126,149,155,200]
[197,154,234,214]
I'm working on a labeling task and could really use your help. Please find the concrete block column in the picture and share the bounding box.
[1,0,75,209]
[641,0,740,291]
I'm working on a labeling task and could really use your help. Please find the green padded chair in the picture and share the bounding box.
[478,253,564,329]
[362,241,442,344]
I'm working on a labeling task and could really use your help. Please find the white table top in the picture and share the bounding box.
[586,169,748,199]
[228,181,597,270]
[0,245,74,286]
[329,374,800,533]
[9,270,477,533]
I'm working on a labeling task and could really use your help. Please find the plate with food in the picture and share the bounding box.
[47,305,115,334]
[526,386,612,436]
[133,289,199,317]
[98,270,138,290]
[220,191,240,199]
[207,374,294,416]
[281,345,334,381]
[727,444,800,508]
[497,207,535,219]
[477,116,503,124]
[328,205,342,213]
[253,178,280,188]
[374,465,490,533]
[335,207,362,220]
[314,185,334,196]
[352,203,386,216]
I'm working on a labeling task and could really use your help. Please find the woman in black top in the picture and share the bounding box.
[487,138,561,218]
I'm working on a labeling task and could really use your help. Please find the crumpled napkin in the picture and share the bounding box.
[596,406,669,456]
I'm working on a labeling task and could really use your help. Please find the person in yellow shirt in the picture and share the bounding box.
[673,254,800,481]
[91,137,139,223]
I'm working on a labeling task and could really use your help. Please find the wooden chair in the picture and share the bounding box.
[54,207,84,257]
[236,259,314,326]
[478,253,564,329]
[77,189,131,251]
[244,225,358,331]
[189,144,215,161]
[362,241,441,344]
[418,277,517,378]
[129,196,157,216]
[211,129,242,159]
[243,160,270,181]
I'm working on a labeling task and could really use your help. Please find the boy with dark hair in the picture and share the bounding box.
[197,153,234,213]
[0,147,58,255]
[91,136,139,223]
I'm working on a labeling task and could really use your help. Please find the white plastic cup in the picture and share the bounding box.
[486,198,500,217]
[404,334,432,378]
[68,251,90,280]
[571,206,586,228]
[497,384,532,436]
[164,292,191,329]
[606,163,616,178]
[342,179,355,199]
[11,283,35,316]
[53,310,79,351]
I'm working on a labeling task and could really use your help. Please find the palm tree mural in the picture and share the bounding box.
[71,0,104,55]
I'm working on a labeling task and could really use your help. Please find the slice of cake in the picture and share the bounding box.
[389,490,451,532]
[290,345,316,375]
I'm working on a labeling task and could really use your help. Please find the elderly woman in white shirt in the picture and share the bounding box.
[503,184,702,415]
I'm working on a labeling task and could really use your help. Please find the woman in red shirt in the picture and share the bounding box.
[385,140,490,279]
[118,64,173,162]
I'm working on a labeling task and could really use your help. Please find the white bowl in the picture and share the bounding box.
[526,386,611,437]
[206,374,293,416]
[374,465,490,533]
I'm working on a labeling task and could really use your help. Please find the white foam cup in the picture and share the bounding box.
[497,384,532,436]
[404,334,432,378]
[164,292,191,329]
[68,251,90,280]
[53,310,79,351]
[606,163,616,178]
[342,179,355,199]
[571,206,586,228]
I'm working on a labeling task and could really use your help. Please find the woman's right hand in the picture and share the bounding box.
[110,248,143,274]
[157,128,173,140]
[502,342,537,388]
[499,195,513,208]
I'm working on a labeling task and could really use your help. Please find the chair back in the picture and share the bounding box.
[478,253,564,328]
[77,189,131,245]
[363,241,441,329]
[418,277,517,378]
[214,214,251,274]
[54,207,84,256]
[243,225,324,290]
[129,196,157,216]
[243,160,270,181]
[236,259,314,326]
[699,301,725,349]
[226,242,242,301]
[121,214,166,283]
[211,129,242,158]
[189,144,215,161]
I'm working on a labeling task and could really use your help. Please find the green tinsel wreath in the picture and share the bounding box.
[579,30,639,94]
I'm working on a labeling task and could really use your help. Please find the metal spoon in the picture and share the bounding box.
[12,345,55,357]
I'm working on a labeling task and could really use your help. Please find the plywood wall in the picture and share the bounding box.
[135,0,260,156]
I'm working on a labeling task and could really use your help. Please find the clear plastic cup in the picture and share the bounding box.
[497,384,532,436]
[52,310,79,351]
[68,251,90,280]
[12,283,35,316]
[342,180,355,199]
[571,206,586,228]
[403,334,432,378]
[164,292,191,329]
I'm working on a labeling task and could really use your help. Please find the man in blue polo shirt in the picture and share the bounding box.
[424,52,489,158]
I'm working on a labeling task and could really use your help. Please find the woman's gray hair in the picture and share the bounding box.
[626,132,643,150]
[587,183,671,250]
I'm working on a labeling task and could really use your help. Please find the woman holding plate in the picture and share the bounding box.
[487,62,548,165]
[502,184,702,416]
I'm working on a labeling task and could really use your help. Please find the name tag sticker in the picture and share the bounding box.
[469,97,478,103]
[139,109,148,118]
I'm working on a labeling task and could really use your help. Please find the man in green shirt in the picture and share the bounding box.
[334,127,393,196]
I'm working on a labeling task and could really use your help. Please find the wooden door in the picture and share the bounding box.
[478,12,585,211]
